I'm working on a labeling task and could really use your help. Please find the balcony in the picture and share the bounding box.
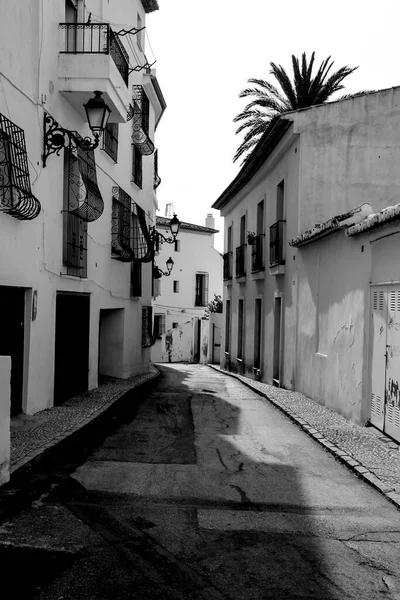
[269,220,285,275]
[223,251,233,281]
[235,244,246,278]
[251,234,265,273]
[58,23,130,123]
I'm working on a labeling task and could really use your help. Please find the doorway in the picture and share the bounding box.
[273,296,282,386]
[370,285,400,442]
[0,286,25,416]
[54,292,90,405]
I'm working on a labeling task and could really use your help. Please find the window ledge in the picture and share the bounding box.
[269,263,285,276]
[251,269,265,280]
[235,275,246,283]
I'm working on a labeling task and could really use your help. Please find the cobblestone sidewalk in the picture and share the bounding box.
[10,367,159,474]
[210,365,400,509]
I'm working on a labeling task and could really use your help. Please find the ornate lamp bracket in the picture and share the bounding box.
[43,113,100,167]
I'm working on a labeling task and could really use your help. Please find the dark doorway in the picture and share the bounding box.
[0,286,25,416]
[54,293,90,405]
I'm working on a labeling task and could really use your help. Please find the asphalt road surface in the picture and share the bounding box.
[3,364,400,599]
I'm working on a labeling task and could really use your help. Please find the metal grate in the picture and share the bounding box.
[235,245,246,277]
[0,113,41,220]
[102,122,118,162]
[111,186,134,262]
[142,306,155,347]
[60,23,129,86]
[132,202,153,263]
[66,140,104,222]
[132,144,143,188]
[269,220,286,267]
[251,234,264,272]
[129,86,154,155]
[223,252,232,280]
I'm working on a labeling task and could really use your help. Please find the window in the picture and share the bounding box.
[153,149,161,190]
[252,200,265,272]
[236,216,246,277]
[195,273,209,306]
[240,214,246,245]
[225,299,231,353]
[224,225,233,280]
[277,180,284,221]
[132,145,143,188]
[173,280,179,293]
[237,299,244,360]
[173,322,178,328]
[102,122,119,162]
[131,261,142,297]
[174,239,180,252]
[154,314,166,339]
[254,299,262,369]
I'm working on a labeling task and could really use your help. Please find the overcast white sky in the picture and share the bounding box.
[146,0,400,251]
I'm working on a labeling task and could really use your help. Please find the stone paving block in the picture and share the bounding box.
[354,466,369,475]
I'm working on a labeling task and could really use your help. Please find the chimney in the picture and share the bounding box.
[165,203,174,218]
[205,213,215,247]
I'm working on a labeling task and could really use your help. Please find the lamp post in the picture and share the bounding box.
[43,91,111,166]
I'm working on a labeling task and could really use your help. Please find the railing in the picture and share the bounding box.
[60,23,129,86]
[235,244,246,278]
[251,234,264,272]
[269,220,286,267]
[223,252,233,280]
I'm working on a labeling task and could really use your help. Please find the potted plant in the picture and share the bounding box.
[247,231,256,245]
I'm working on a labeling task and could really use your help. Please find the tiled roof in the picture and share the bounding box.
[289,204,373,247]
[346,203,400,236]
[156,216,218,234]
[141,0,159,13]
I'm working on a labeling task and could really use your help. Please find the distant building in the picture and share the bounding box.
[151,211,223,362]
[213,87,400,439]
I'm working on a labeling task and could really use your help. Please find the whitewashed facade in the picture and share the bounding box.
[0,0,164,429]
[213,87,400,429]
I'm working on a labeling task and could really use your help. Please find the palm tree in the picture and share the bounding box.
[233,52,360,163]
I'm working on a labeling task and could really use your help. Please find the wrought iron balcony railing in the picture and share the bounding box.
[60,23,129,87]
[251,233,265,272]
[269,220,286,267]
[223,252,233,280]
[235,244,246,278]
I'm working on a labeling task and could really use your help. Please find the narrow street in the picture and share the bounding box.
[2,364,400,599]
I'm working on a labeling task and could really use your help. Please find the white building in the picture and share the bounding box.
[151,211,223,362]
[0,0,165,482]
[212,87,400,435]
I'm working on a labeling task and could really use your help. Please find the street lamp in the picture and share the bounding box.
[43,91,111,166]
[153,257,174,278]
[151,213,181,255]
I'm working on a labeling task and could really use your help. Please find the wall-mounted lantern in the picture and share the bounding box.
[153,257,174,279]
[43,91,111,166]
[151,213,180,255]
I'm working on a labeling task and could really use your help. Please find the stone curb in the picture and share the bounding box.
[10,368,161,479]
[208,365,400,512]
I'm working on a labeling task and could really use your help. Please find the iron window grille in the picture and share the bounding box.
[142,306,155,348]
[63,147,87,277]
[111,186,134,262]
[131,260,142,297]
[195,273,209,307]
[154,314,166,339]
[269,220,286,267]
[0,113,41,220]
[132,202,153,263]
[153,149,161,189]
[128,86,154,155]
[65,137,104,222]
[102,122,118,162]
[235,244,246,278]
[132,144,143,188]
[223,252,233,280]
[60,23,129,86]
[251,234,265,272]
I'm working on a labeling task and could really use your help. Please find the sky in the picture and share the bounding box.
[145,0,400,252]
